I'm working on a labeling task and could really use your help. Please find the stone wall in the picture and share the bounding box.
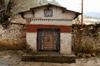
[72,24,100,51]
[0,23,26,50]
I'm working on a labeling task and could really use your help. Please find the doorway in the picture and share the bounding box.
[38,29,60,52]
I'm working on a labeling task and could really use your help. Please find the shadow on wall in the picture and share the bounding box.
[0,40,26,50]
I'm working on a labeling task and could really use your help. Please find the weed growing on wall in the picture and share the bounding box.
[72,18,96,56]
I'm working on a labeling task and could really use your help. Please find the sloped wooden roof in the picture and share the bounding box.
[31,3,81,14]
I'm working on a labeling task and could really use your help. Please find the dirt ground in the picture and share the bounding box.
[0,50,100,66]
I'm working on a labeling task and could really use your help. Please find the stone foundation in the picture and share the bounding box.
[22,53,76,63]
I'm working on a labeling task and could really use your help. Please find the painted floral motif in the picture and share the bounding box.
[39,30,59,51]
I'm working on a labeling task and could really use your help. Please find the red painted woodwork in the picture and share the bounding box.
[62,9,66,13]
[47,5,50,10]
[26,25,72,33]
[31,9,35,14]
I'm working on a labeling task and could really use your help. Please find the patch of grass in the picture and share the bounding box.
[98,56,100,58]
[12,51,19,55]
[73,40,94,55]
[77,52,83,57]
[0,49,3,52]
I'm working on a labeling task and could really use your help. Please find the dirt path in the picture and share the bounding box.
[0,50,100,66]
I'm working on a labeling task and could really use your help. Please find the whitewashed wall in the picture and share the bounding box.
[29,20,72,26]
[26,33,37,52]
[60,33,72,55]
[24,6,76,20]
[26,32,72,54]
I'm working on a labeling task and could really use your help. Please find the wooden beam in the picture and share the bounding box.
[81,0,83,24]
[47,5,50,10]
[62,9,66,13]
[31,9,35,14]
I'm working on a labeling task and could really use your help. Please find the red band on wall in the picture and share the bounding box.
[26,25,72,33]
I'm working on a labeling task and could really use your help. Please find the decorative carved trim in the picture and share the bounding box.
[26,18,72,22]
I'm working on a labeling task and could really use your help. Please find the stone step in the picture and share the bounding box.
[22,53,76,63]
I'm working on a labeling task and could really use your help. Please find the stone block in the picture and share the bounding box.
[22,54,76,63]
